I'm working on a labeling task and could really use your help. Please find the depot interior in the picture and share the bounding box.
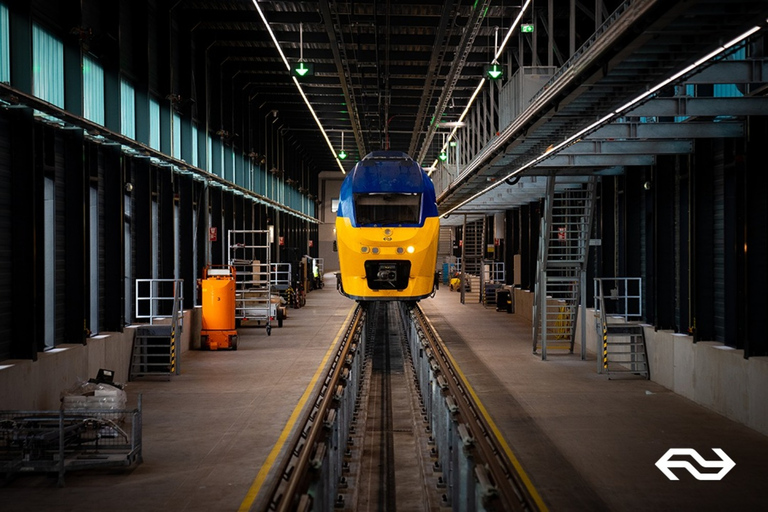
[0,0,767,440]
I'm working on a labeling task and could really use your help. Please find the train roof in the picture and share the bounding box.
[346,151,431,195]
[337,151,438,220]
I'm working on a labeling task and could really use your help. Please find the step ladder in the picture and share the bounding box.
[533,176,597,359]
[601,324,649,378]
[130,325,177,379]
[594,277,649,379]
[130,279,183,380]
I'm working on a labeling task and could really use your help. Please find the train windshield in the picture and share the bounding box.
[354,193,421,226]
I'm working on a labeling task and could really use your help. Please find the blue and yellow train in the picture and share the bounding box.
[336,151,440,301]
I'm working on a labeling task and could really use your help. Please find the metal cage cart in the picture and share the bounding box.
[228,230,275,336]
[0,396,143,487]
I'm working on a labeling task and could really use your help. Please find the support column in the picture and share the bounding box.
[10,108,40,359]
[178,174,195,310]
[63,128,88,345]
[103,143,125,331]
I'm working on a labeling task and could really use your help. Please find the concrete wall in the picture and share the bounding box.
[502,289,768,435]
[574,308,768,437]
[0,308,200,411]
[318,171,344,273]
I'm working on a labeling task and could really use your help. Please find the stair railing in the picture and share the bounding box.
[593,277,643,375]
[134,278,184,375]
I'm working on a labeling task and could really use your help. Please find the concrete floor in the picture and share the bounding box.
[420,287,768,511]
[2,276,768,511]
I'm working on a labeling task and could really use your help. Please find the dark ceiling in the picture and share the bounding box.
[176,0,623,174]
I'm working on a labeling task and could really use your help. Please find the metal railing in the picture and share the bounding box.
[134,279,184,327]
[271,262,292,291]
[593,277,643,321]
[483,260,506,283]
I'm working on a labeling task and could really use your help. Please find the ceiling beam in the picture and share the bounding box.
[588,121,744,139]
[627,97,768,117]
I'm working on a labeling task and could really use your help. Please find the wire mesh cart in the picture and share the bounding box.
[0,396,143,486]
[228,230,276,336]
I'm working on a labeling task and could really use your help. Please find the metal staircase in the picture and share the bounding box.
[457,217,486,304]
[533,176,597,359]
[462,218,485,278]
[594,278,649,379]
[130,279,184,380]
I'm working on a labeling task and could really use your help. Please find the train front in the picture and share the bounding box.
[335,151,439,301]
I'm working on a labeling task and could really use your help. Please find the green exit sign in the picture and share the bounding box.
[293,61,314,78]
[521,24,534,33]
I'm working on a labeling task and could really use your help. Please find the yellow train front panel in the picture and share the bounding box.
[336,217,439,301]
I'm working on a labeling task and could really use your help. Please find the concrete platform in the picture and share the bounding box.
[0,277,355,512]
[420,285,768,511]
[2,276,768,511]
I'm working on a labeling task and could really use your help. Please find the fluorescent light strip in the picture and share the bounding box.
[429,1,532,173]
[496,0,532,61]
[292,76,345,172]
[442,25,763,217]
[252,0,346,174]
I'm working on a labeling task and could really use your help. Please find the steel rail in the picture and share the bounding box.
[265,304,365,511]
[411,304,539,511]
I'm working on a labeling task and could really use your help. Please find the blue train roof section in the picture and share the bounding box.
[337,151,438,222]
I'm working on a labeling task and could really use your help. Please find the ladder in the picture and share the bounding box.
[594,278,649,379]
[533,176,597,359]
[459,217,485,304]
[437,226,453,264]
[462,218,485,278]
[130,279,184,380]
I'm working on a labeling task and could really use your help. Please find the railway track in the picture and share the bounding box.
[262,302,539,511]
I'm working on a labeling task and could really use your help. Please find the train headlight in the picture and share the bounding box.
[361,246,369,253]
[406,246,415,254]
[396,247,404,254]
[372,247,380,254]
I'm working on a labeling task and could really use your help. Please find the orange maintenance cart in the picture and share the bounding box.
[200,265,238,350]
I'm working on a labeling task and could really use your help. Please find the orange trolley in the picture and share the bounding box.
[200,265,238,350]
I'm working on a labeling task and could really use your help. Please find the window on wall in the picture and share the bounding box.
[149,98,160,150]
[0,4,9,83]
[83,55,105,125]
[191,124,198,167]
[206,135,213,172]
[89,184,99,334]
[32,24,64,108]
[172,112,181,159]
[120,78,136,139]
[44,176,55,349]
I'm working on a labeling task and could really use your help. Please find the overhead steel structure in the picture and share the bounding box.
[171,0,768,223]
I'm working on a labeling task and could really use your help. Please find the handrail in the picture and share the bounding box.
[593,277,643,321]
[134,278,184,326]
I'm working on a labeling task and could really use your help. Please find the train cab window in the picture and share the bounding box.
[354,193,421,226]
